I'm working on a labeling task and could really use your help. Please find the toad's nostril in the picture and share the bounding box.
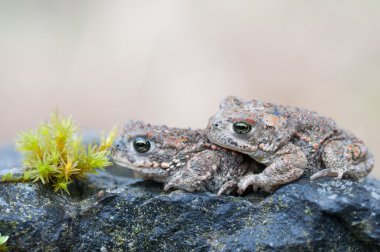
[114,139,123,149]
[212,122,219,128]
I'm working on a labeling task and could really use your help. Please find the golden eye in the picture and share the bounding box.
[133,137,151,153]
[233,122,252,134]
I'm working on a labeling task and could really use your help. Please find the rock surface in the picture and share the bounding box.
[0,145,379,251]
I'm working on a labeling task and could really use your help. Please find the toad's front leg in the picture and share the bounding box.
[163,150,220,193]
[237,143,307,194]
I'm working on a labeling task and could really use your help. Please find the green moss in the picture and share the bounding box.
[304,206,312,216]
[3,111,117,194]
[1,173,19,182]
[0,234,8,252]
[277,195,288,208]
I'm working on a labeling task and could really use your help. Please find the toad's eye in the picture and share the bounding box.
[233,122,252,134]
[133,137,151,153]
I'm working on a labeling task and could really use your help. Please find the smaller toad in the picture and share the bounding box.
[111,120,261,195]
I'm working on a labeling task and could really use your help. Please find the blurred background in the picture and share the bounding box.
[0,0,379,177]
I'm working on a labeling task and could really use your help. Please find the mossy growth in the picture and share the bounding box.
[0,234,8,252]
[4,112,117,194]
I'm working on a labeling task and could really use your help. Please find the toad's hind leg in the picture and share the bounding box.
[310,140,374,180]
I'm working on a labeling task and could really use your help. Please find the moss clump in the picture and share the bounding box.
[12,112,117,194]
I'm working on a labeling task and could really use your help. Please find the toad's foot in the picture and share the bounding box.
[310,168,344,180]
[217,180,238,196]
[237,174,278,194]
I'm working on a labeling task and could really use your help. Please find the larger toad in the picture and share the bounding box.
[207,96,374,193]
[111,120,261,195]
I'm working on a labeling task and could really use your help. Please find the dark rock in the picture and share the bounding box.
[0,146,379,251]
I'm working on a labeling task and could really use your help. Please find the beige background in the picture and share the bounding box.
[0,0,379,177]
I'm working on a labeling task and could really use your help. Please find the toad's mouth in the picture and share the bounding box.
[112,156,170,179]
[112,158,133,168]
[207,133,258,154]
[112,156,148,170]
[207,136,244,152]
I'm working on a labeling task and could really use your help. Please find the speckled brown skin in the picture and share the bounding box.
[207,96,374,194]
[111,120,261,195]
